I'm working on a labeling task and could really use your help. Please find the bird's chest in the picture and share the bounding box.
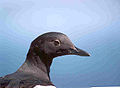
[34,85,56,88]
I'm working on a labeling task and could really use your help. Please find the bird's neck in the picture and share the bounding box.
[17,49,53,81]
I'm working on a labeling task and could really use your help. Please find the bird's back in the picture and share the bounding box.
[0,72,53,88]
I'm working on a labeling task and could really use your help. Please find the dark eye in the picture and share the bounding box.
[54,40,60,47]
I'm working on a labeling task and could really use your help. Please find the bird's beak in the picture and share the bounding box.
[69,46,90,56]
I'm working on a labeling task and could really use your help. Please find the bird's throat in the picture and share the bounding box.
[17,50,53,81]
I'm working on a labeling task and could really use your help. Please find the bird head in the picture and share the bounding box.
[30,32,90,58]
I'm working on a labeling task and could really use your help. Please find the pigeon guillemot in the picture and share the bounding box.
[0,32,90,88]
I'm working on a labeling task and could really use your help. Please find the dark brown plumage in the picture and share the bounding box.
[0,32,90,88]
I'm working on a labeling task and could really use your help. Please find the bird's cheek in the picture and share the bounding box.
[56,49,69,56]
[44,43,54,53]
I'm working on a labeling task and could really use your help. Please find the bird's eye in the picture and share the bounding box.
[54,40,60,47]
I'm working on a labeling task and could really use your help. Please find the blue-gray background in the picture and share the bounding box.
[0,0,120,87]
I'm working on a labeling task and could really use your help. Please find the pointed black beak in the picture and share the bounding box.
[69,46,90,56]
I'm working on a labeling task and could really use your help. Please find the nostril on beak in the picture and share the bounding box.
[69,47,78,54]
[70,46,78,52]
[69,46,90,56]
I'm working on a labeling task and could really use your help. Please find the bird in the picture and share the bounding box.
[0,32,90,88]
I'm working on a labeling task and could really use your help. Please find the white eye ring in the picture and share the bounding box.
[54,39,60,47]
